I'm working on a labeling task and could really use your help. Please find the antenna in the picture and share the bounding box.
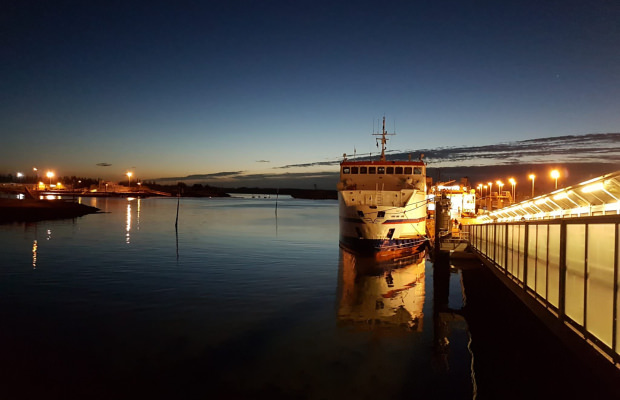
[372,116,395,161]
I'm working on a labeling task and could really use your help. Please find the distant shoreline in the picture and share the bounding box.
[0,198,100,223]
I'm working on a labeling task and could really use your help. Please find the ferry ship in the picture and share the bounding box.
[337,117,428,258]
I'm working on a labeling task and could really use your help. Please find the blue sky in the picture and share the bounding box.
[2,0,619,183]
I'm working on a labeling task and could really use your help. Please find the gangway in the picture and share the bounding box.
[465,170,620,373]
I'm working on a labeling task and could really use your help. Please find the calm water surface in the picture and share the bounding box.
[0,197,473,399]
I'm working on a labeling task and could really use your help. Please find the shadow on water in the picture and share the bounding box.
[458,257,620,400]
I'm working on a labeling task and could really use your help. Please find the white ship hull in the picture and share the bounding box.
[338,188,427,257]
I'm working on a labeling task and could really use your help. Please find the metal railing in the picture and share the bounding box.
[466,216,620,366]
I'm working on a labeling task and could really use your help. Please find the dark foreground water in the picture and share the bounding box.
[0,197,615,399]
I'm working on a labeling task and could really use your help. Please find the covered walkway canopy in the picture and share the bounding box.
[478,170,620,223]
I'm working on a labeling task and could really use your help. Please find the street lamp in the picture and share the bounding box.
[488,181,493,197]
[529,174,535,198]
[509,178,516,202]
[484,185,488,197]
[477,184,482,197]
[46,171,54,188]
[551,170,560,189]
[496,180,504,195]
[127,172,133,190]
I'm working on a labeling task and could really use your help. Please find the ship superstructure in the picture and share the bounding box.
[337,117,428,258]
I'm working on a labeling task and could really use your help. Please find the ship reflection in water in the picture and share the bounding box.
[337,247,477,398]
[337,248,426,331]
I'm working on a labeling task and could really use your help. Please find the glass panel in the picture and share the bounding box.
[404,167,412,174]
[586,224,614,347]
[536,225,548,299]
[377,167,385,174]
[518,225,525,281]
[565,224,586,325]
[395,167,403,174]
[481,225,486,256]
[527,225,537,289]
[368,167,376,174]
[386,167,394,174]
[507,226,514,274]
[489,225,496,262]
[547,225,560,307]
[414,167,422,175]
[351,167,358,174]
[617,225,620,355]
[343,167,350,174]
[497,225,504,268]
[360,167,367,174]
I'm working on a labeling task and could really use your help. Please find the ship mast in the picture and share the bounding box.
[373,116,395,161]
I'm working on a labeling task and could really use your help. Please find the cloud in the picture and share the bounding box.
[156,171,246,182]
[255,160,270,163]
[152,132,620,189]
[96,162,112,167]
[275,132,620,169]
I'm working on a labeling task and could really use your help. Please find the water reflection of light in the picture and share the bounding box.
[126,202,132,244]
[337,248,426,330]
[46,229,52,241]
[136,198,141,230]
[32,240,37,269]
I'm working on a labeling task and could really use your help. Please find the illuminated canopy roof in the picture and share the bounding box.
[478,170,620,223]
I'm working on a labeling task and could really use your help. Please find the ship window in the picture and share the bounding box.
[357,210,365,217]
[414,167,422,175]
[404,167,412,174]
[377,211,385,218]
[368,167,376,174]
[395,166,403,174]
[386,167,394,174]
[351,167,358,174]
[360,166,367,174]
[387,228,395,239]
[377,167,385,174]
[342,167,350,174]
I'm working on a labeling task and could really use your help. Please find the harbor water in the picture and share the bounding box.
[0,197,613,399]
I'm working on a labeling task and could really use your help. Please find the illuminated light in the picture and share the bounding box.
[581,182,604,193]
[553,192,568,200]
[535,198,548,205]
[437,185,460,191]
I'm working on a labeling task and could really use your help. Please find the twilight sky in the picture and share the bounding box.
[2,0,619,184]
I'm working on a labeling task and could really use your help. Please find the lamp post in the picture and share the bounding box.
[477,184,482,197]
[488,181,493,197]
[484,185,488,197]
[496,180,504,195]
[509,178,516,202]
[529,174,535,198]
[551,170,560,190]
[46,171,54,188]
[127,172,133,190]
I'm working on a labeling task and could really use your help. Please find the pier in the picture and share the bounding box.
[460,170,620,386]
